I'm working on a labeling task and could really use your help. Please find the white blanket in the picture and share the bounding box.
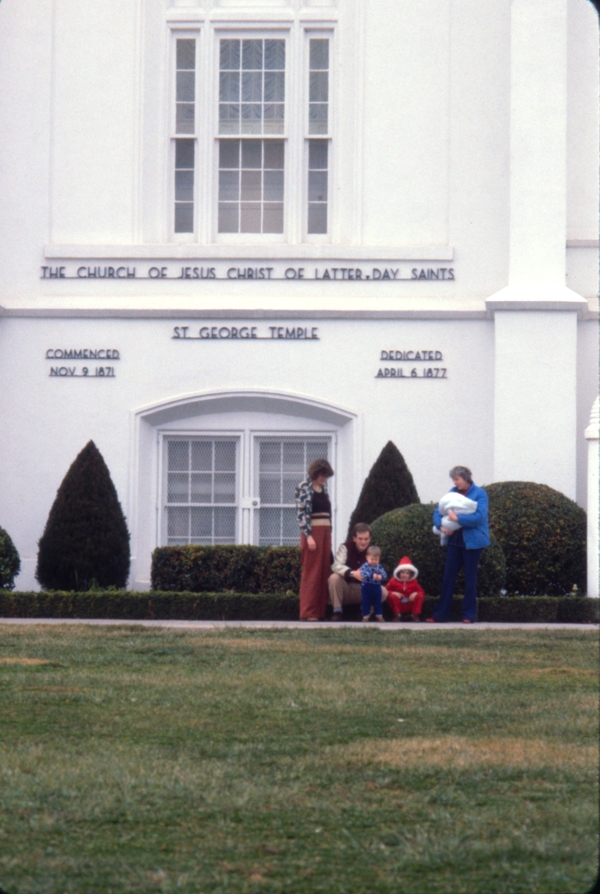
[432,492,478,546]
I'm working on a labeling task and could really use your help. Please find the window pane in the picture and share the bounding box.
[176,104,195,134]
[241,140,262,168]
[264,140,284,169]
[190,507,212,539]
[191,440,212,471]
[175,139,195,169]
[215,441,236,471]
[241,170,262,201]
[263,170,284,202]
[310,39,329,70]
[220,140,239,168]
[282,441,305,472]
[240,203,261,233]
[168,507,189,541]
[264,71,285,103]
[191,473,212,503]
[220,39,240,71]
[219,170,239,202]
[218,204,239,232]
[242,39,263,70]
[262,203,283,233]
[219,71,240,103]
[308,204,327,234]
[282,474,298,503]
[242,71,263,103]
[241,104,263,134]
[265,39,285,71]
[168,473,189,503]
[219,104,240,134]
[260,441,281,471]
[309,170,327,202]
[259,508,281,543]
[263,106,285,135]
[168,440,189,471]
[214,473,236,503]
[309,103,328,135]
[309,139,327,170]
[177,71,195,102]
[175,170,194,202]
[177,39,196,70]
[309,71,328,103]
[282,508,298,543]
[175,203,194,233]
[214,508,236,541]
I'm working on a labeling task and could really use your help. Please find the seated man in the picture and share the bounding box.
[328,522,388,620]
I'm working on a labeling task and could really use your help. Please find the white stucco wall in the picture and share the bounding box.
[0,0,597,592]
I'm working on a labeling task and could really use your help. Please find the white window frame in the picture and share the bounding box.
[303,29,334,244]
[160,433,241,546]
[251,432,336,546]
[166,22,335,245]
[158,428,336,547]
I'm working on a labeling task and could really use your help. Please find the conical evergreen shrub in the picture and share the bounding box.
[36,441,130,590]
[0,526,21,590]
[347,440,419,536]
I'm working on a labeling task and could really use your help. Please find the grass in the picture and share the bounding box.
[0,625,597,894]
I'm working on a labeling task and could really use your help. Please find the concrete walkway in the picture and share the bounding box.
[0,618,596,631]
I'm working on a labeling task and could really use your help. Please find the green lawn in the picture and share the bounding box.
[0,625,597,894]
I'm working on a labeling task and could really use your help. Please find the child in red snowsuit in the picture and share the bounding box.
[387,556,425,621]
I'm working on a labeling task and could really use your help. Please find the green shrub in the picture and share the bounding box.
[0,527,20,590]
[151,545,301,593]
[347,441,419,536]
[486,481,586,595]
[0,591,596,624]
[370,503,506,597]
[36,441,130,591]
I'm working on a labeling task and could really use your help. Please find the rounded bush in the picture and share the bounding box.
[370,503,506,597]
[0,527,21,590]
[486,481,586,595]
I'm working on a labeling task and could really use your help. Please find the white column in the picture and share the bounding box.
[487,0,585,496]
[585,397,599,598]
[508,0,567,287]
[493,310,578,497]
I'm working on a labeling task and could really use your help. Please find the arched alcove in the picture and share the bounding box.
[129,389,357,588]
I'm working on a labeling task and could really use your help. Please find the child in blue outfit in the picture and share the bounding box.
[360,546,388,622]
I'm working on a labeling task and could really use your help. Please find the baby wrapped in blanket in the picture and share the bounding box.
[433,492,478,546]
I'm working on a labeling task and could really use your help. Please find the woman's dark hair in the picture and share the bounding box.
[449,465,473,485]
[307,458,334,481]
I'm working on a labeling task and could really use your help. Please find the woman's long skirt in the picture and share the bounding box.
[299,525,332,620]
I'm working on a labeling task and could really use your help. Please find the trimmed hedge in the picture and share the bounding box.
[486,481,587,595]
[370,503,507,597]
[0,591,597,624]
[0,590,299,621]
[151,545,301,594]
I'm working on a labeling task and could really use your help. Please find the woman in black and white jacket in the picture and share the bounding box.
[294,458,334,620]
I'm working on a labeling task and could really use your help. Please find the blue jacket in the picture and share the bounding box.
[433,483,490,550]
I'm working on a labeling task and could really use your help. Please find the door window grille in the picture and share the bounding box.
[257,438,330,546]
[165,438,237,544]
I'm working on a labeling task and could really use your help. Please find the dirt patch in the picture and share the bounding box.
[332,735,598,770]
[0,658,52,666]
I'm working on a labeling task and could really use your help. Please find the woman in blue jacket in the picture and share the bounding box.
[428,466,490,623]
